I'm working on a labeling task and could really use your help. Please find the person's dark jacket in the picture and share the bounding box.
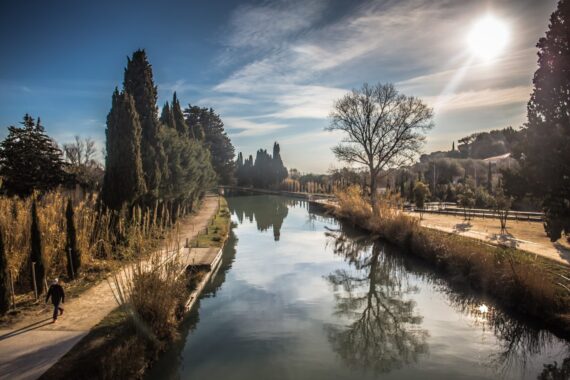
[46,284,65,304]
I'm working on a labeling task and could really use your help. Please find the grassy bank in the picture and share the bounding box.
[41,197,231,380]
[329,187,570,339]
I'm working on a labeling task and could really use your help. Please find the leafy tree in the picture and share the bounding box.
[492,188,512,235]
[160,98,216,205]
[413,181,430,220]
[30,201,45,294]
[101,89,147,210]
[0,228,9,314]
[511,0,570,241]
[458,188,475,221]
[185,106,235,184]
[0,115,68,197]
[327,83,433,208]
[65,198,80,278]
[123,49,166,199]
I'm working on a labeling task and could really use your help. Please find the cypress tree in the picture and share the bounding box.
[101,89,146,210]
[171,93,188,136]
[487,162,493,193]
[512,0,570,241]
[65,198,80,278]
[123,49,166,199]
[160,102,174,130]
[0,228,9,314]
[30,201,45,294]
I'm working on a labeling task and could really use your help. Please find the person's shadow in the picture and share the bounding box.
[0,318,53,341]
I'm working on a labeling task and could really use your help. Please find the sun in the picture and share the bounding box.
[467,15,509,61]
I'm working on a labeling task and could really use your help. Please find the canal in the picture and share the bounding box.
[148,193,569,379]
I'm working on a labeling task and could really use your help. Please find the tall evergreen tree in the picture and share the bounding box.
[101,89,147,210]
[0,228,9,314]
[0,115,68,197]
[65,198,80,278]
[272,142,288,185]
[30,201,45,294]
[487,162,493,193]
[160,95,216,205]
[183,105,206,140]
[509,0,570,241]
[159,102,174,130]
[186,106,235,184]
[171,93,189,137]
[123,49,166,198]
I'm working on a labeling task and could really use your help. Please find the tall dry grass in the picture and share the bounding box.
[330,186,570,337]
[0,190,180,294]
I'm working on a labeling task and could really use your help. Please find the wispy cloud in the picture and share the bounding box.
[224,117,289,137]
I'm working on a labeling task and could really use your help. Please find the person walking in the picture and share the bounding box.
[45,278,65,323]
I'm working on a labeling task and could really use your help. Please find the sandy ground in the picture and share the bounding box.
[0,195,220,380]
[408,211,570,266]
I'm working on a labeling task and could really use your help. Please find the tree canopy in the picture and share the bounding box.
[0,115,69,197]
[505,0,570,241]
[327,83,433,206]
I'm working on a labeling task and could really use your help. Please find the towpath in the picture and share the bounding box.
[0,195,219,380]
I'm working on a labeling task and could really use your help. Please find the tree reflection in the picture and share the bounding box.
[325,230,429,374]
[229,194,290,241]
[447,291,570,377]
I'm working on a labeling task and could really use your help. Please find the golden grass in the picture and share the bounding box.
[330,186,570,337]
[0,190,180,296]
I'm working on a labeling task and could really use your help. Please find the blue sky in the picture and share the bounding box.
[0,0,558,172]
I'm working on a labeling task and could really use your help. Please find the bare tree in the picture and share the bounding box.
[63,136,103,189]
[327,83,433,208]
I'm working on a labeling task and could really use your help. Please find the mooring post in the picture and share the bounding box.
[31,262,38,300]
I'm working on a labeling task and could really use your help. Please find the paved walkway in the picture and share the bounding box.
[408,211,570,266]
[0,195,219,380]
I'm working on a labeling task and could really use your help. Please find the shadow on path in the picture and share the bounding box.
[0,318,53,341]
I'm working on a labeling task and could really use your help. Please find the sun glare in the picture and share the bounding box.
[467,15,509,62]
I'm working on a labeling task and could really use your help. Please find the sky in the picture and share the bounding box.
[0,0,558,173]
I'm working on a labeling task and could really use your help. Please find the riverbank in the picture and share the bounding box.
[0,195,224,380]
[327,189,570,340]
[38,196,230,380]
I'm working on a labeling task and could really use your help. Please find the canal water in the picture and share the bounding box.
[148,193,569,380]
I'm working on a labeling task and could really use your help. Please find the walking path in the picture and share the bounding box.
[0,195,220,380]
[408,211,570,266]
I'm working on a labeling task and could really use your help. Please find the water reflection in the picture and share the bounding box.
[446,291,570,377]
[325,230,429,374]
[229,194,291,241]
[146,230,239,380]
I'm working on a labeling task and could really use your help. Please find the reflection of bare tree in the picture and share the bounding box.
[444,284,570,377]
[326,231,428,374]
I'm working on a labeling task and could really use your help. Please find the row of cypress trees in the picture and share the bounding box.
[235,142,288,189]
[101,50,219,212]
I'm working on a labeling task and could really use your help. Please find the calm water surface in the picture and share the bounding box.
[148,194,569,380]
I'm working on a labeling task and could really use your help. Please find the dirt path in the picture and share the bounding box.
[408,211,570,266]
[0,195,219,380]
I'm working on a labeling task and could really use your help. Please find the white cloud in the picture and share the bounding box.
[225,117,289,137]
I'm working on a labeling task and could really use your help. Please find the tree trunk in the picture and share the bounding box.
[370,169,378,212]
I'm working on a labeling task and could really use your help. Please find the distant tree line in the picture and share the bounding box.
[235,142,287,189]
